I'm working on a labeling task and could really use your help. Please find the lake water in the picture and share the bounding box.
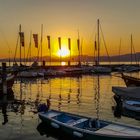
[0,72,140,140]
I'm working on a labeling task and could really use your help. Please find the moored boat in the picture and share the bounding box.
[91,66,111,74]
[123,100,140,112]
[121,73,140,87]
[112,86,140,100]
[39,109,140,140]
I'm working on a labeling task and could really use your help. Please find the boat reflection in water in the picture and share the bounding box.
[112,95,140,120]
[0,89,15,125]
[37,75,102,140]
[0,88,26,125]
[37,122,78,140]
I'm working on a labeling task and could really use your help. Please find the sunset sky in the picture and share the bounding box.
[0,0,140,59]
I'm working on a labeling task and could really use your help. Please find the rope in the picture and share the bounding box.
[14,35,19,63]
[99,24,111,64]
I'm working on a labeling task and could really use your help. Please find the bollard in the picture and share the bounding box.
[42,60,46,67]
[68,61,70,66]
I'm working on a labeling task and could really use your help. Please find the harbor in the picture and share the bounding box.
[0,68,140,139]
[1,0,140,139]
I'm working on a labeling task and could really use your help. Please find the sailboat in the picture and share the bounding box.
[91,19,111,74]
[121,73,140,87]
[123,34,139,73]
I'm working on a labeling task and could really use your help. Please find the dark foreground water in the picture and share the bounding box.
[0,72,140,140]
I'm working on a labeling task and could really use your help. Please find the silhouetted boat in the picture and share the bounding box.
[112,86,140,100]
[91,19,111,74]
[39,109,140,140]
[121,73,140,87]
[91,66,111,74]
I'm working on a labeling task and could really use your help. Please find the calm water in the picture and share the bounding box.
[0,72,140,140]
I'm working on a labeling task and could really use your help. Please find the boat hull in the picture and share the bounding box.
[39,110,140,140]
[121,73,140,87]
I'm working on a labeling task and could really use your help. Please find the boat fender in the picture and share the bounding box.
[73,131,83,138]
[51,122,60,129]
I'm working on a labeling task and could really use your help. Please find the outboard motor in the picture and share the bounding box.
[38,103,48,112]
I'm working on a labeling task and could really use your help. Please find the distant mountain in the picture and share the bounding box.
[0,52,139,62]
[100,52,140,62]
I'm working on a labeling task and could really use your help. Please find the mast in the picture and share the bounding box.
[68,38,71,66]
[24,39,25,65]
[49,37,51,66]
[97,19,100,66]
[40,24,43,64]
[8,48,11,67]
[131,34,133,65]
[47,35,51,66]
[119,38,121,65]
[58,37,61,66]
[80,39,83,65]
[19,24,22,66]
[77,30,81,65]
[29,31,32,65]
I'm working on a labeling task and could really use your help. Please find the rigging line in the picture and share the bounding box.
[80,38,83,62]
[89,23,97,42]
[99,24,111,64]
[26,31,32,65]
[14,35,19,63]
[37,40,41,62]
[119,38,121,64]
[132,40,138,64]
[26,44,30,64]
[94,35,97,64]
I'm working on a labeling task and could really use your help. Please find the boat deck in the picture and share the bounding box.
[40,111,61,118]
[68,118,88,126]
[95,124,140,136]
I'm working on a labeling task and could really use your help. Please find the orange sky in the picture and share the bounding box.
[0,0,140,59]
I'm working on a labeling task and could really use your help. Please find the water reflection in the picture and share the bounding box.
[37,122,78,140]
[13,75,112,119]
[1,74,139,126]
[0,89,26,125]
[94,75,100,120]
[1,73,140,139]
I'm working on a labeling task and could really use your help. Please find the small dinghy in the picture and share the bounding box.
[123,100,140,112]
[39,109,140,140]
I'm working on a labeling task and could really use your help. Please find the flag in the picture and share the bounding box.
[58,37,61,49]
[77,39,80,50]
[19,32,24,47]
[47,35,50,49]
[68,38,71,50]
[33,34,38,48]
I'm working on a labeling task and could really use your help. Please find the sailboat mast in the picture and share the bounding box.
[97,19,100,66]
[119,38,121,65]
[19,24,22,66]
[41,24,43,64]
[68,38,71,66]
[131,34,133,65]
[77,30,81,65]
[29,31,32,65]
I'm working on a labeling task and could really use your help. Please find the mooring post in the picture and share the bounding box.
[2,62,7,94]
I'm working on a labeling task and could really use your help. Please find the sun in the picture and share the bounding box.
[57,47,70,57]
